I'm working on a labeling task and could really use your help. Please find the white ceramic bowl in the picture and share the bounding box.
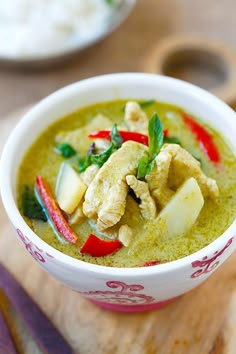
[0,0,136,69]
[1,73,236,312]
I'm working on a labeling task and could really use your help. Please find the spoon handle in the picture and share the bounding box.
[0,263,75,354]
[0,310,18,354]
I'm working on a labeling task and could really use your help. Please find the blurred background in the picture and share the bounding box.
[0,0,235,116]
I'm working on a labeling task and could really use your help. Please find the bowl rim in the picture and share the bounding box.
[1,72,236,277]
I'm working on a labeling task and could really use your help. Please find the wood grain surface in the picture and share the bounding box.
[1,1,236,353]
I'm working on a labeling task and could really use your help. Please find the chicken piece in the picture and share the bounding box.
[124,101,149,134]
[118,224,133,247]
[80,165,99,186]
[126,175,156,219]
[83,141,148,231]
[163,144,219,201]
[55,114,112,155]
[147,144,218,204]
[146,150,175,208]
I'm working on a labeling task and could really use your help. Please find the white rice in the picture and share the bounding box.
[0,0,121,59]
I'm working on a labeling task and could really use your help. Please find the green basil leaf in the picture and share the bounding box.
[111,124,123,149]
[55,143,76,158]
[137,155,149,179]
[90,144,113,167]
[137,157,155,179]
[163,136,181,145]
[88,124,122,168]
[22,185,47,221]
[145,159,155,175]
[148,113,163,160]
[77,157,91,172]
[139,99,155,109]
[137,113,164,179]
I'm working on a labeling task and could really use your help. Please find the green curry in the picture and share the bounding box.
[17,100,236,267]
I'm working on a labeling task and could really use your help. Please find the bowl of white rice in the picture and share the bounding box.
[0,0,135,67]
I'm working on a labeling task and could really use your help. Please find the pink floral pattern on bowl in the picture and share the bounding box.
[17,228,54,263]
[191,237,234,278]
[81,281,155,305]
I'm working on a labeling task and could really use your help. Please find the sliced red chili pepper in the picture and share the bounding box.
[182,113,220,163]
[35,176,78,244]
[88,129,168,146]
[89,130,149,145]
[141,260,161,267]
[88,130,111,139]
[80,234,122,257]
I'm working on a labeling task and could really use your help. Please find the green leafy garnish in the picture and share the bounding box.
[104,0,114,4]
[139,100,155,109]
[146,159,155,175]
[148,113,163,160]
[22,185,47,221]
[55,143,76,158]
[89,124,122,168]
[137,113,163,179]
[77,157,91,172]
[163,136,181,145]
[110,124,123,149]
[137,156,149,179]
[77,124,123,170]
[90,144,113,167]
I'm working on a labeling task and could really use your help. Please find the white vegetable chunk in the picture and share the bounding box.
[55,114,112,155]
[56,163,87,214]
[157,177,204,239]
[69,203,84,225]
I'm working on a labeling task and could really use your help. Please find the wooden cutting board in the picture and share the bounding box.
[0,107,236,354]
